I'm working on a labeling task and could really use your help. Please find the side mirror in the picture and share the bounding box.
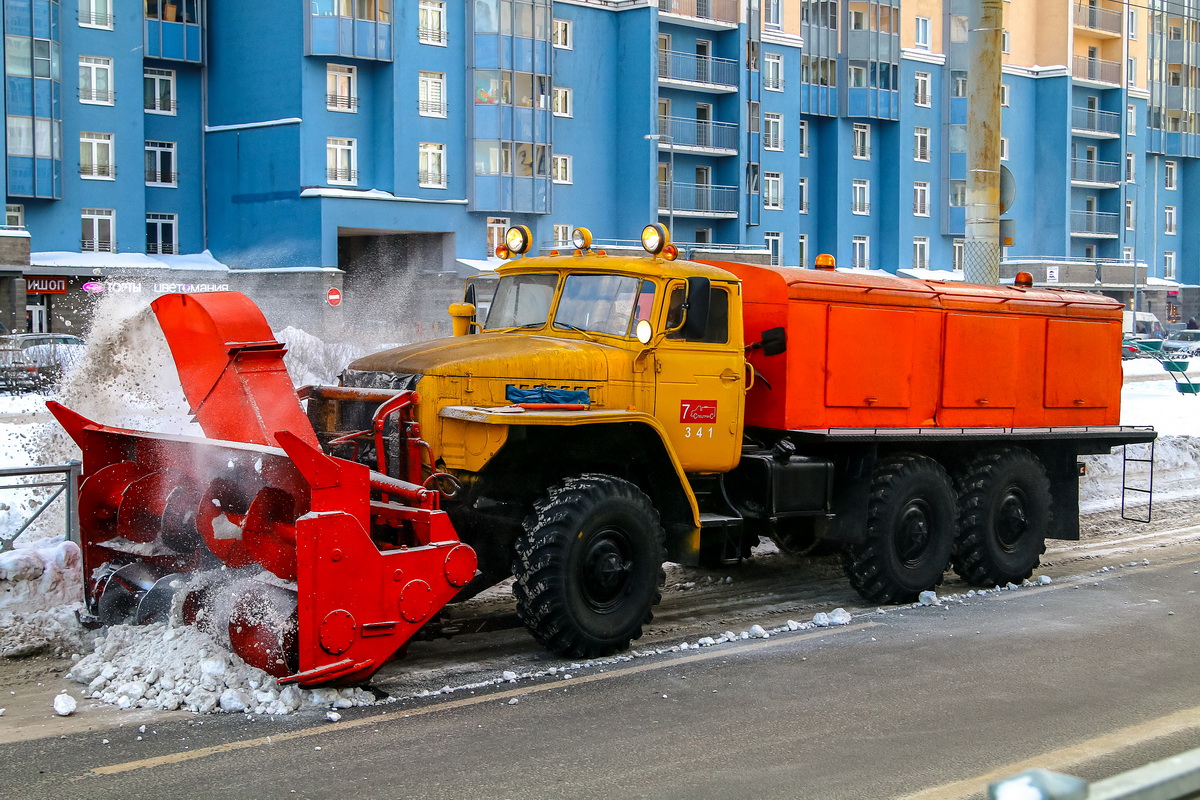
[448,302,477,336]
[682,276,711,340]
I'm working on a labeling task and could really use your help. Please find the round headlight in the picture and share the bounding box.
[641,223,670,255]
[571,227,593,251]
[505,225,533,255]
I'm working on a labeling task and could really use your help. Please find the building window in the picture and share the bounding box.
[852,179,870,214]
[695,228,712,244]
[487,217,509,256]
[145,140,177,186]
[79,57,113,104]
[798,120,809,156]
[419,0,447,45]
[144,68,176,114]
[1001,29,1010,53]
[1123,246,1134,262]
[849,65,866,88]
[1127,104,1136,135]
[764,0,782,29]
[1165,205,1177,234]
[1127,57,1136,85]
[146,213,177,255]
[852,235,870,269]
[552,18,572,49]
[327,65,357,112]
[6,204,24,228]
[1164,251,1176,280]
[81,208,114,252]
[1001,83,1010,107]
[952,71,967,98]
[552,87,572,117]
[552,153,572,183]
[949,179,966,206]
[79,132,114,179]
[953,239,964,271]
[764,53,783,91]
[763,172,783,209]
[914,126,930,161]
[1000,136,1009,161]
[913,181,929,216]
[326,137,357,185]
[419,142,446,188]
[79,0,113,28]
[1128,9,1137,38]
[913,237,929,269]
[419,71,446,116]
[798,234,808,269]
[1125,153,1135,183]
[914,72,931,106]
[1165,160,1177,189]
[915,17,931,49]
[763,113,783,150]
[798,177,809,213]
[852,123,870,159]
[145,0,202,22]
[552,223,570,245]
[765,231,781,266]
[1125,198,1135,230]
[748,100,760,133]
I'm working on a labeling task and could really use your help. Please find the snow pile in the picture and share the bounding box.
[53,693,76,716]
[0,541,87,658]
[68,622,377,715]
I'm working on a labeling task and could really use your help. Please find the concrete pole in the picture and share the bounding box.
[964,0,1003,284]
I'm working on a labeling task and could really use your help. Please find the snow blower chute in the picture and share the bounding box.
[49,291,477,687]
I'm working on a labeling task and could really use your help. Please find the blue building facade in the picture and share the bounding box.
[1,0,1196,334]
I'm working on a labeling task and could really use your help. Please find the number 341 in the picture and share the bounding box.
[684,426,714,438]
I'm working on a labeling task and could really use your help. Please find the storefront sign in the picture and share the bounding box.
[25,276,68,294]
[78,281,230,294]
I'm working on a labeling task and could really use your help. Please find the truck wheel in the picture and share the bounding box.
[952,448,1051,587]
[842,455,956,604]
[513,474,666,658]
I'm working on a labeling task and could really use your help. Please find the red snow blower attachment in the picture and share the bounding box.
[50,292,477,687]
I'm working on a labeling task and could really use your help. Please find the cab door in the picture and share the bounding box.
[653,281,744,472]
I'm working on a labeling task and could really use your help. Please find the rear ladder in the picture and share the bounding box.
[1121,440,1155,523]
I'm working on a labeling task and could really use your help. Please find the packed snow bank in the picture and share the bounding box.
[0,540,81,614]
[68,623,376,715]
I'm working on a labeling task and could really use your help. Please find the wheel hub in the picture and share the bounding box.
[896,501,933,566]
[581,529,632,610]
[996,490,1029,549]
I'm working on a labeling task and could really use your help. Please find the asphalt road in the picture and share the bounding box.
[5,544,1199,800]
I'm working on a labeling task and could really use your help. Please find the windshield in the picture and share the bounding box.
[1169,331,1200,342]
[554,274,654,337]
[484,273,558,329]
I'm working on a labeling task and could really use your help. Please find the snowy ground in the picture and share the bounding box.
[1,292,1197,720]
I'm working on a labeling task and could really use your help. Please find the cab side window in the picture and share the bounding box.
[666,285,729,344]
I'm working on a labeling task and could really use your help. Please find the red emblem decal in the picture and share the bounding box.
[680,400,718,423]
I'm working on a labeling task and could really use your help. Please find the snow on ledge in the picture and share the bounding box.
[204,117,302,133]
[898,268,965,282]
[300,187,469,205]
[31,250,230,272]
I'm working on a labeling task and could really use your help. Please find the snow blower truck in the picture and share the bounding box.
[51,224,1155,687]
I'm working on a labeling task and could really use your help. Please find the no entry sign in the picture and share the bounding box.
[327,287,342,306]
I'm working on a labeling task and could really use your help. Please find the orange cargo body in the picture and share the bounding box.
[703,262,1124,431]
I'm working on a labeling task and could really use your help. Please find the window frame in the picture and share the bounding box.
[1164,205,1177,234]
[552,18,572,49]
[914,16,931,49]
[763,53,784,91]
[79,131,114,180]
[144,68,176,115]
[798,120,809,157]
[913,181,930,216]
[419,141,447,188]
[913,126,930,162]
[326,137,358,186]
[144,140,178,187]
[551,153,572,184]
[327,64,358,113]
[418,0,448,46]
[912,236,930,269]
[1165,160,1177,189]
[79,56,114,105]
[1164,251,1176,280]
[552,86,573,118]
[852,123,871,160]
[763,112,783,150]
[763,171,783,209]
[914,71,931,107]
[798,176,809,213]
[852,178,870,215]
[79,0,114,29]
[852,235,870,269]
[146,212,178,255]
[81,207,115,253]
[418,70,447,117]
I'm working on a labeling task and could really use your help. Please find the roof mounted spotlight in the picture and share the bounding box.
[1014,271,1034,288]
[571,227,593,252]
[662,243,679,261]
[814,253,837,270]
[505,225,533,255]
[641,223,671,256]
[495,243,512,259]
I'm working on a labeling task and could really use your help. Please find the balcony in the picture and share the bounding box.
[1071,106,1121,137]
[327,168,358,184]
[80,164,115,179]
[326,93,359,111]
[657,0,739,28]
[658,181,739,217]
[1070,210,1120,237]
[1073,55,1122,86]
[1070,158,1121,186]
[147,242,178,254]
[658,49,738,91]
[145,170,178,186]
[658,115,738,153]
[1073,5,1122,37]
[79,88,115,104]
[81,239,114,253]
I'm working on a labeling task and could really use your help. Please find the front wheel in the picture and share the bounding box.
[513,474,666,658]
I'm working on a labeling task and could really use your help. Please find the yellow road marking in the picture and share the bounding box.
[86,621,881,777]
[904,704,1200,800]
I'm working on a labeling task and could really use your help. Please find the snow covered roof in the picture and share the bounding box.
[456,258,502,275]
[30,250,229,272]
[898,268,965,282]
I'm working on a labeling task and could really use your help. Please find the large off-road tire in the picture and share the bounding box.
[952,447,1051,587]
[513,474,666,657]
[841,455,957,604]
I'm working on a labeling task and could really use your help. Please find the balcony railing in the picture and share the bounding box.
[79,88,114,104]
[418,25,448,44]
[419,171,447,187]
[852,202,871,214]
[914,200,929,215]
[658,49,738,88]
[145,170,178,185]
[658,181,739,214]
[914,145,930,161]
[78,10,113,27]
[326,94,358,111]
[145,97,177,113]
[1071,105,1122,135]
[657,115,739,151]
[763,131,782,149]
[853,146,871,159]
[1073,5,1122,35]
[327,168,358,183]
[1073,55,1122,85]
[80,164,115,178]
[763,73,783,90]
[1070,157,1121,184]
[418,99,447,115]
[657,0,739,25]
[147,242,178,254]
[1070,210,1120,236]
[81,239,114,253]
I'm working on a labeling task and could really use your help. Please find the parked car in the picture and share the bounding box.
[0,333,85,388]
[0,346,39,393]
[1161,329,1200,356]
